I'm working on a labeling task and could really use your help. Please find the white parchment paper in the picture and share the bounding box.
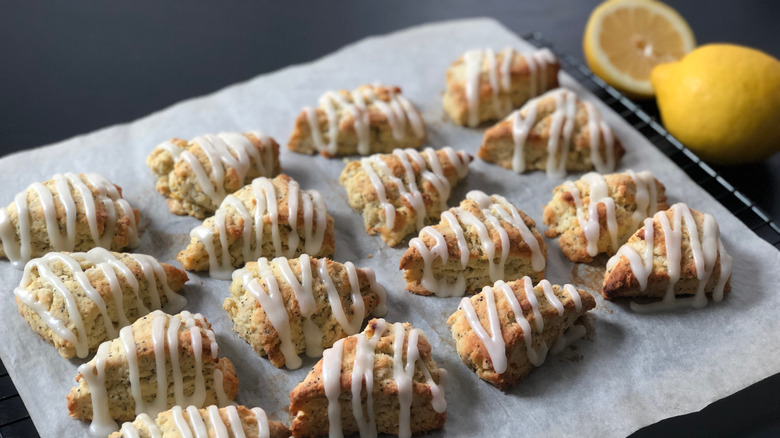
[1,18,779,438]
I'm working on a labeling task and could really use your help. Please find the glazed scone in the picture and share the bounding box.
[110,405,289,438]
[477,88,626,177]
[147,132,281,219]
[287,83,426,157]
[289,318,447,438]
[543,170,669,263]
[0,173,140,269]
[602,203,733,311]
[340,147,472,246]
[400,191,546,297]
[14,248,188,359]
[223,255,387,369]
[67,311,239,436]
[443,47,560,127]
[178,174,335,280]
[447,277,595,390]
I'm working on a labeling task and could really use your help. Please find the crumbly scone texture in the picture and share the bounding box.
[223,256,385,368]
[339,149,472,246]
[146,132,281,219]
[67,312,239,423]
[477,93,626,172]
[16,251,188,359]
[177,174,335,272]
[400,195,547,296]
[0,174,140,260]
[447,280,596,390]
[601,207,732,300]
[543,172,670,263]
[289,319,446,437]
[287,84,426,157]
[443,49,560,126]
[108,405,289,438]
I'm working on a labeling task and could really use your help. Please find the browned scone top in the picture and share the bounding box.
[223,255,386,368]
[287,83,426,157]
[146,132,281,219]
[602,204,733,301]
[67,311,238,424]
[543,171,669,263]
[448,277,595,390]
[477,88,625,174]
[108,405,289,438]
[443,47,561,127]
[289,319,447,437]
[340,147,472,247]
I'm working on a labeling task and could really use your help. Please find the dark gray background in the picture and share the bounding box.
[1,1,779,437]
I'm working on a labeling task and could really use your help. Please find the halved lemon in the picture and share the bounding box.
[583,0,695,99]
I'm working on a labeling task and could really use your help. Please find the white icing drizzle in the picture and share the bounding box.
[304,84,424,155]
[13,248,186,358]
[0,172,139,269]
[459,277,583,373]
[625,170,659,231]
[118,405,272,438]
[321,319,446,438]
[232,255,387,369]
[408,191,544,297]
[191,176,328,280]
[610,203,733,312]
[462,47,557,127]
[78,311,231,436]
[158,132,275,206]
[360,147,470,232]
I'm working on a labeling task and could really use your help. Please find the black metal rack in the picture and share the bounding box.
[1,31,779,438]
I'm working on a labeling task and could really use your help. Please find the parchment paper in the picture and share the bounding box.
[1,18,779,438]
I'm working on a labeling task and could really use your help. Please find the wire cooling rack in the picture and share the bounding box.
[1,31,779,438]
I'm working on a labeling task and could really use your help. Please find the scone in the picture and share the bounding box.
[443,47,560,127]
[67,311,239,436]
[447,277,595,390]
[111,405,289,438]
[223,255,388,369]
[287,83,426,157]
[400,191,546,297]
[0,172,140,269]
[147,131,281,219]
[289,318,447,438]
[14,248,188,359]
[340,147,472,246]
[178,174,335,280]
[543,170,669,263]
[602,203,733,311]
[477,88,625,177]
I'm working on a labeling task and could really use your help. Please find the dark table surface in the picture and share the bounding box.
[2,2,779,437]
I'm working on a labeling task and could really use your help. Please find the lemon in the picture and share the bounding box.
[584,0,695,98]
[652,44,780,164]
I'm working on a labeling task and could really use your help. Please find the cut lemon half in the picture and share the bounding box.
[583,0,695,99]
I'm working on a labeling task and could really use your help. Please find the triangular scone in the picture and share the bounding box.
[289,319,447,438]
[477,88,626,176]
[400,191,547,297]
[223,255,387,369]
[447,277,595,390]
[14,248,188,359]
[0,173,140,269]
[543,170,669,263]
[178,174,335,280]
[287,83,426,157]
[601,203,733,308]
[67,311,238,436]
[443,47,560,127]
[111,405,289,438]
[340,147,473,246]
[147,132,281,219]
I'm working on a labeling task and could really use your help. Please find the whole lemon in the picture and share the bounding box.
[651,44,780,164]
